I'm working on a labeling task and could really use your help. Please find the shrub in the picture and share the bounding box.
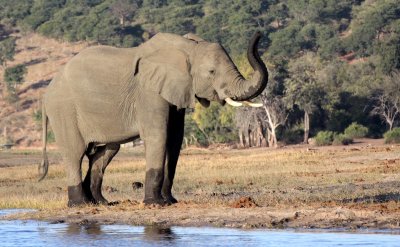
[47,130,56,143]
[333,134,353,145]
[344,122,368,138]
[314,131,335,146]
[384,128,400,144]
[4,64,27,85]
[282,128,304,144]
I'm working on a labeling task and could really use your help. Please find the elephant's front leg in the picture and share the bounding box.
[162,106,185,204]
[137,92,170,205]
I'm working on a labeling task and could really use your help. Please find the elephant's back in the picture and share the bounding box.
[65,46,137,87]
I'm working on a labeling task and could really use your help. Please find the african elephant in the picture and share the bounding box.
[38,32,268,206]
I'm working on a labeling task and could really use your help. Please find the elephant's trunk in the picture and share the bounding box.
[225,32,268,102]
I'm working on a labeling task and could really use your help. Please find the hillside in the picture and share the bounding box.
[0,33,89,147]
[0,0,399,148]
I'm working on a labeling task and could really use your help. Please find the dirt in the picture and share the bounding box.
[4,200,400,230]
[230,196,258,208]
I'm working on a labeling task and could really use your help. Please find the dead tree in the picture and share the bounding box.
[260,94,288,148]
[371,72,400,131]
[110,0,139,26]
[371,93,400,131]
[235,108,266,147]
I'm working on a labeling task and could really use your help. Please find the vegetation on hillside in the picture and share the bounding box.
[0,0,399,147]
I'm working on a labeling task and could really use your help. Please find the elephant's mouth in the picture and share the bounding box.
[195,95,211,107]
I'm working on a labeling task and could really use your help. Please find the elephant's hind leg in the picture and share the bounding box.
[51,117,88,207]
[82,144,102,204]
[84,144,120,204]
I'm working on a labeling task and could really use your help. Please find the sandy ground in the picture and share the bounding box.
[1,140,400,231]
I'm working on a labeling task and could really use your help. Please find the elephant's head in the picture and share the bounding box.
[136,32,268,108]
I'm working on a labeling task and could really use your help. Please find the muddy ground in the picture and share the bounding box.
[5,200,400,231]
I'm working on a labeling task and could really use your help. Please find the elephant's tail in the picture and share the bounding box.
[38,101,49,182]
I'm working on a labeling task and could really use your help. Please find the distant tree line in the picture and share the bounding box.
[0,0,399,146]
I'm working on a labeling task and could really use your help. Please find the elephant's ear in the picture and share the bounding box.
[137,49,194,108]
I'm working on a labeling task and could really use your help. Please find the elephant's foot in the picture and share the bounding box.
[144,169,165,206]
[165,196,178,204]
[92,193,108,205]
[89,178,108,205]
[162,191,178,204]
[67,184,92,207]
[143,196,166,206]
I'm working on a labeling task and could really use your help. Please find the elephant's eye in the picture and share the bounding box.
[209,69,216,75]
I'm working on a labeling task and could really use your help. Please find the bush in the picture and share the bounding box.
[314,131,335,146]
[344,122,368,138]
[333,134,353,145]
[384,128,400,144]
[282,128,304,144]
[47,130,56,143]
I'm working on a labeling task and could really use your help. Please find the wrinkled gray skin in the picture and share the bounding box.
[39,32,268,206]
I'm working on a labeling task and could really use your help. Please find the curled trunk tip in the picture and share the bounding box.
[232,32,268,101]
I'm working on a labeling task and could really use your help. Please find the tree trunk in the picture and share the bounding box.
[270,126,278,148]
[388,119,394,131]
[238,129,245,147]
[245,129,251,147]
[119,16,125,26]
[303,111,310,144]
[3,126,7,141]
[256,122,262,147]
[266,129,272,147]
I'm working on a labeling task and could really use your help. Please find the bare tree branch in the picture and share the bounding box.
[371,72,400,131]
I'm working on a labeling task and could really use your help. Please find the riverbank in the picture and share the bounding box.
[1,139,400,229]
[4,200,400,230]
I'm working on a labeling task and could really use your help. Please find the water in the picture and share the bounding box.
[1,209,399,247]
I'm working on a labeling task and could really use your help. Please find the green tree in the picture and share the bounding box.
[346,0,400,56]
[4,64,27,103]
[284,52,326,143]
[192,102,237,144]
[375,35,400,74]
[0,36,16,67]
[268,21,303,58]
[21,0,66,30]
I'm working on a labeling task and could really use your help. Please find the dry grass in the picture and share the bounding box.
[1,140,400,210]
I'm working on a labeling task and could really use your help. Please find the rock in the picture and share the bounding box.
[335,208,356,220]
[105,186,118,193]
[308,138,316,146]
[132,182,144,190]
[49,220,65,224]
[231,196,258,208]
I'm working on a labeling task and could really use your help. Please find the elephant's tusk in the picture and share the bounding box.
[243,101,263,107]
[225,98,263,107]
[225,98,243,107]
